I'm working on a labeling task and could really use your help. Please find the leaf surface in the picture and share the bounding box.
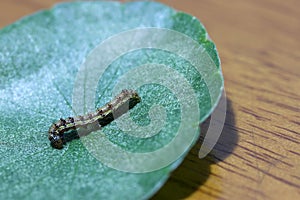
[0,1,223,199]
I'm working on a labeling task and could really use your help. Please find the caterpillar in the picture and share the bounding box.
[48,89,141,149]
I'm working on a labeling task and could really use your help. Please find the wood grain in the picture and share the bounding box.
[1,0,299,199]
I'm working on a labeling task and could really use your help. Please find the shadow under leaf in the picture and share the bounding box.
[151,99,238,199]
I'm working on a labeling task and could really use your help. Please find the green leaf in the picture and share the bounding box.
[0,1,223,199]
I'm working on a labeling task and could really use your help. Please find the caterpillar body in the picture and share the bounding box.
[48,89,141,149]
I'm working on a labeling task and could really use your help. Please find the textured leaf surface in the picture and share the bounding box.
[0,1,223,199]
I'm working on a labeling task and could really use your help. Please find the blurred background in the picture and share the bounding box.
[0,0,299,199]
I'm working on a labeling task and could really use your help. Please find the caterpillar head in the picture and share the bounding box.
[49,133,64,149]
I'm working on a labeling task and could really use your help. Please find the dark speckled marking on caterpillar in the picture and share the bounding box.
[48,89,141,149]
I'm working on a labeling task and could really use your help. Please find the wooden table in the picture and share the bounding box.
[1,0,299,199]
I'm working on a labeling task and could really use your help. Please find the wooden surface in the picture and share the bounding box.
[1,0,299,199]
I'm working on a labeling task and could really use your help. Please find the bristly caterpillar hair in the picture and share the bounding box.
[48,89,141,149]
